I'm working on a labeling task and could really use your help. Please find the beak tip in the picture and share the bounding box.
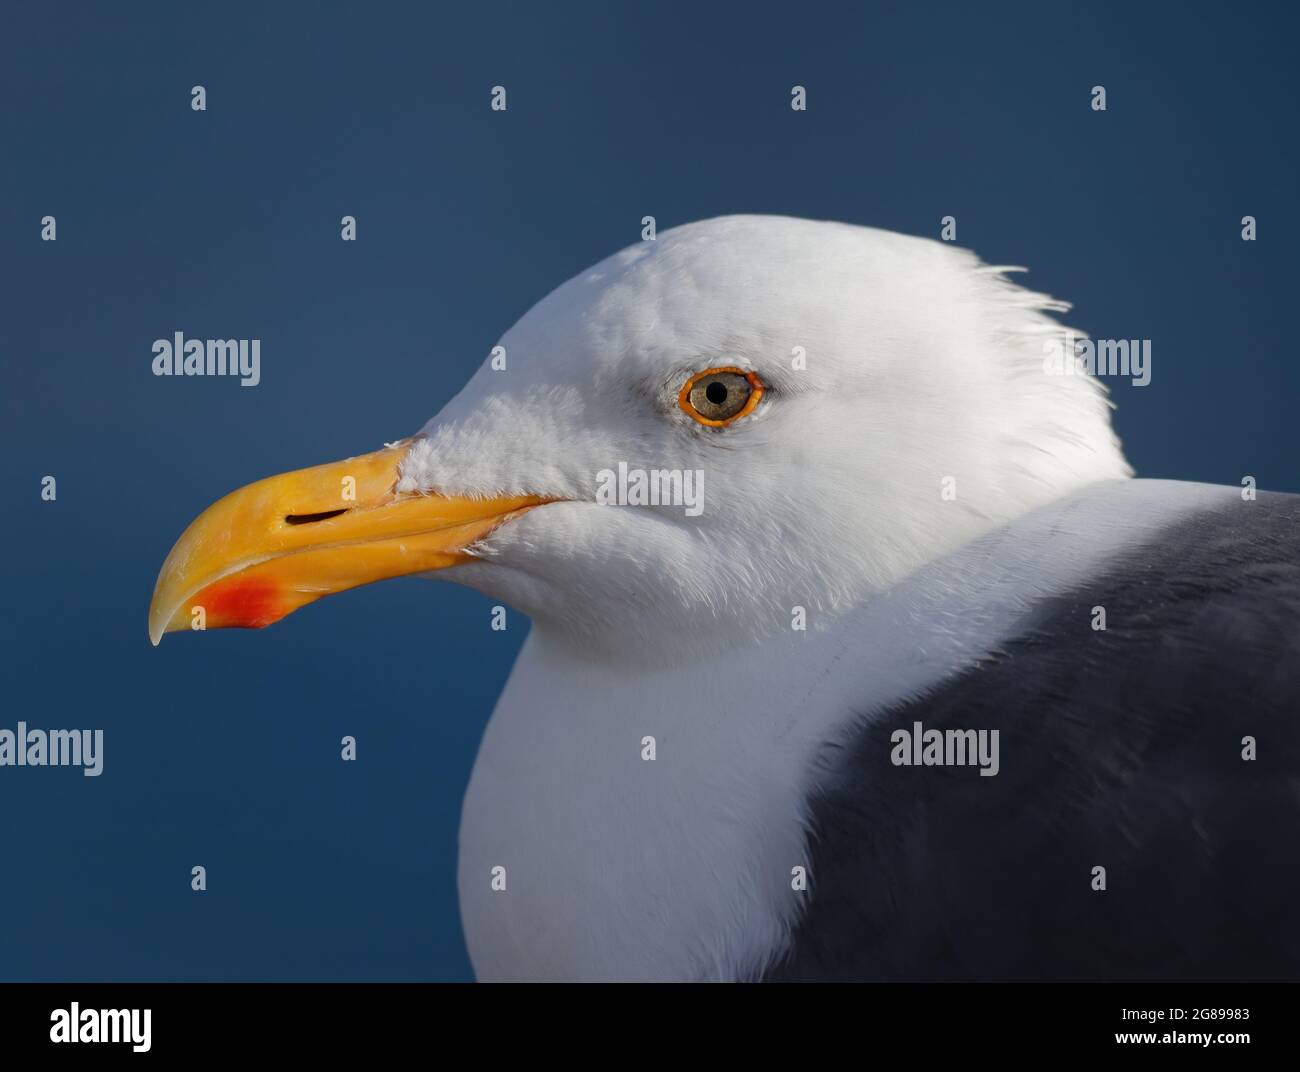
[147,599,169,647]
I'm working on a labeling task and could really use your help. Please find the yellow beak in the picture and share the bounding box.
[148,439,547,645]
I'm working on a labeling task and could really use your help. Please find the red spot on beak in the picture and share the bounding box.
[195,576,289,630]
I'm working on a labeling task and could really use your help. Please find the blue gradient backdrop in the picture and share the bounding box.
[2,2,1296,980]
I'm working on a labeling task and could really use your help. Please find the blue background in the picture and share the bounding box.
[2,1,1296,980]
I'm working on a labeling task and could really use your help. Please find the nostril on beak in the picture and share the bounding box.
[284,508,349,526]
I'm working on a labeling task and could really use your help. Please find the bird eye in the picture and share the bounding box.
[678,367,765,427]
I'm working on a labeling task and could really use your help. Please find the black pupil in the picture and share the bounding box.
[705,381,729,405]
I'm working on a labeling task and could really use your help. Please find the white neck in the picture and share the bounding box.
[458,625,824,981]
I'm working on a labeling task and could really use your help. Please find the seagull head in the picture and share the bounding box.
[149,215,1130,662]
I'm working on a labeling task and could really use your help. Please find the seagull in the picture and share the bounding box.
[149,215,1300,982]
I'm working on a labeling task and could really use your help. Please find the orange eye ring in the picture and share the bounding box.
[677,366,766,427]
